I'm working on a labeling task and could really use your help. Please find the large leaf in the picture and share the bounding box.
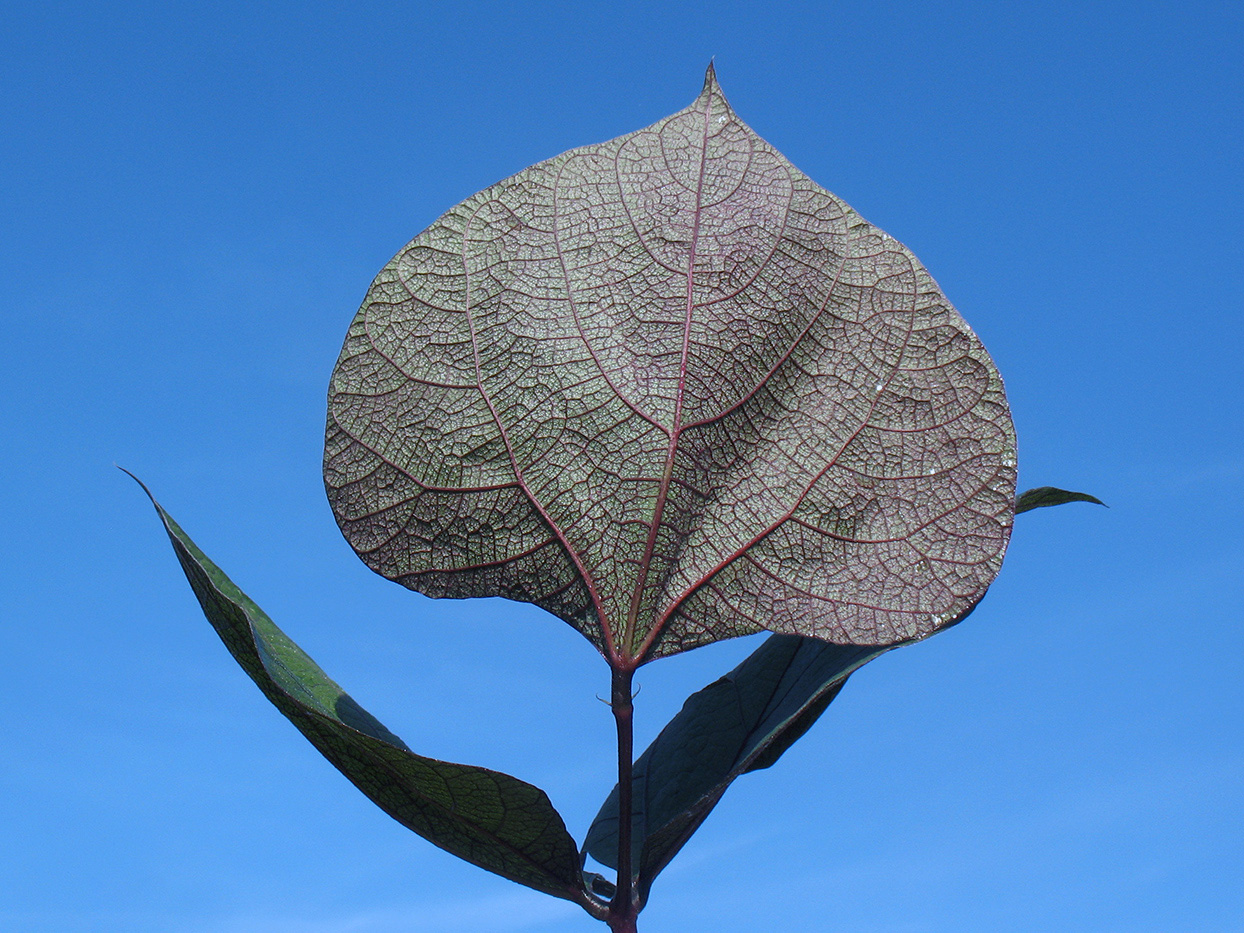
[583,634,892,895]
[325,66,1017,663]
[129,475,595,910]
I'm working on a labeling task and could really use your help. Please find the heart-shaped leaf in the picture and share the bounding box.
[1015,486,1106,513]
[325,66,1016,664]
[128,474,596,910]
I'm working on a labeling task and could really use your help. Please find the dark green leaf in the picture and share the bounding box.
[588,480,1083,890]
[127,473,595,909]
[584,634,890,894]
[1015,486,1106,513]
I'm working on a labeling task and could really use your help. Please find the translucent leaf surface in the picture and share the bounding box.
[129,476,593,907]
[325,67,1017,663]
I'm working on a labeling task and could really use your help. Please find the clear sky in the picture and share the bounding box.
[4,2,1242,931]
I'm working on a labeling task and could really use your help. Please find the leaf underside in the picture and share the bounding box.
[130,476,588,906]
[325,67,1017,663]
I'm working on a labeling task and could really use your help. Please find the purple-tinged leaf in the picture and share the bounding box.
[128,474,599,912]
[1015,486,1106,513]
[325,66,1016,663]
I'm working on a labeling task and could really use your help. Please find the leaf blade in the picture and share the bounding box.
[584,634,889,893]
[130,475,592,907]
[325,68,1017,662]
[1015,486,1106,513]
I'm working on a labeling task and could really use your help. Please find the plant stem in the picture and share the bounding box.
[608,665,638,932]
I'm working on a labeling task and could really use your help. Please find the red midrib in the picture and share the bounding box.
[619,92,714,663]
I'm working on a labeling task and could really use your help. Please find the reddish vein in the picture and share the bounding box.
[458,200,620,663]
[620,88,714,663]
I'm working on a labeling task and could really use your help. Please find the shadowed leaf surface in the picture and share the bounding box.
[584,634,890,895]
[325,66,1016,663]
[585,493,1078,895]
[1015,486,1106,513]
[130,476,591,906]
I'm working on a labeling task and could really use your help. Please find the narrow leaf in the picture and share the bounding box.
[584,634,890,893]
[325,66,1016,663]
[128,474,593,908]
[1015,486,1106,513]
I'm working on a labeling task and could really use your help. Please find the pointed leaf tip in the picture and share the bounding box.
[1015,486,1107,514]
[118,464,159,507]
[698,60,728,107]
[135,489,593,909]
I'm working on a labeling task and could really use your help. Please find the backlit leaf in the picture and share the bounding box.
[128,474,593,907]
[325,66,1016,663]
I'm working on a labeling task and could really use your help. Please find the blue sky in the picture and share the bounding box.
[4,2,1242,931]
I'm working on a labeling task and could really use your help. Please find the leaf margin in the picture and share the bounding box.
[124,470,603,915]
[1015,486,1106,513]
